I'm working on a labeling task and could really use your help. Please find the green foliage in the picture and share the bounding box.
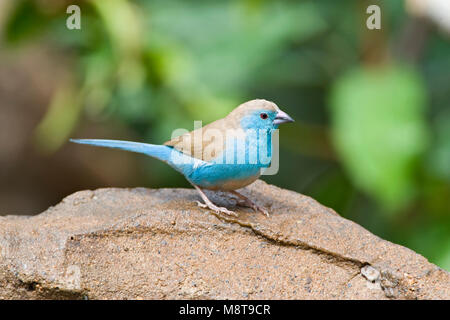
[4,0,51,44]
[34,85,83,153]
[329,65,429,212]
[429,110,450,181]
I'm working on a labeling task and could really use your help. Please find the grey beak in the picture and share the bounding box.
[274,109,294,125]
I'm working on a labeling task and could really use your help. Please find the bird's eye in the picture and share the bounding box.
[260,113,268,120]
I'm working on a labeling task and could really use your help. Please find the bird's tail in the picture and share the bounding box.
[70,139,172,163]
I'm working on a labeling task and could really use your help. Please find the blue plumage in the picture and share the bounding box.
[70,138,200,177]
[69,138,262,190]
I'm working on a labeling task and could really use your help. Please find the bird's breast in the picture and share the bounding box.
[203,174,260,191]
[187,163,261,190]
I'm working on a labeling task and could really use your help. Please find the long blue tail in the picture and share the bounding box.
[70,139,172,163]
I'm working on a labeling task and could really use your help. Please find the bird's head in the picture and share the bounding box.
[229,99,294,131]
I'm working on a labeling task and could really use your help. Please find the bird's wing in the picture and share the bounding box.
[164,118,231,162]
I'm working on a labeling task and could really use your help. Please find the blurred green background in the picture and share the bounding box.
[0,0,449,270]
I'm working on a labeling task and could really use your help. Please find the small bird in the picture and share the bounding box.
[71,99,294,217]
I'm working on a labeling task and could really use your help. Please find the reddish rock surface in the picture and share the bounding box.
[0,180,448,299]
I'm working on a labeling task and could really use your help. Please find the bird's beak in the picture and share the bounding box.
[274,109,294,125]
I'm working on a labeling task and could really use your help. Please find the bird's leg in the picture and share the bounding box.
[192,185,237,217]
[228,190,269,217]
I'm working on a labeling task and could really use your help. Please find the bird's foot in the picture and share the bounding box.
[196,201,238,217]
[243,202,269,217]
[251,203,270,217]
[229,191,270,217]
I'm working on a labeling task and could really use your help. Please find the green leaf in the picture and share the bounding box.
[329,65,429,212]
[3,0,50,44]
[143,1,326,113]
[33,85,83,153]
[429,110,450,181]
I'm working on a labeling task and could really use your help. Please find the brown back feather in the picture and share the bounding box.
[164,99,279,161]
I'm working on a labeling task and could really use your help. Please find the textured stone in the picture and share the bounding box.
[0,180,448,299]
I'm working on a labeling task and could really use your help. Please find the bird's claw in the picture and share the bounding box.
[196,201,238,217]
[253,205,270,217]
[244,202,269,217]
[234,197,270,217]
[230,191,269,217]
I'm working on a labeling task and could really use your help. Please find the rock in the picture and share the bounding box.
[361,265,381,282]
[0,180,448,299]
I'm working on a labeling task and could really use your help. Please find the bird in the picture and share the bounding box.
[70,99,294,217]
